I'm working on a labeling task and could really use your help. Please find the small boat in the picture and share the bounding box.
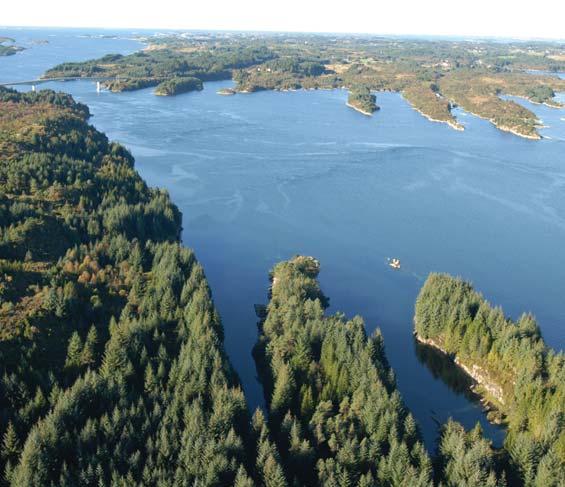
[389,258,401,270]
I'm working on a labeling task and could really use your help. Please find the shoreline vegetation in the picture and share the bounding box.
[154,76,203,96]
[414,273,564,485]
[410,104,465,131]
[251,256,511,486]
[0,83,562,484]
[457,104,542,139]
[346,101,374,115]
[252,256,436,486]
[41,33,565,139]
[346,86,379,115]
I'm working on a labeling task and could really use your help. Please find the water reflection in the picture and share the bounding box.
[414,339,479,401]
[413,337,506,446]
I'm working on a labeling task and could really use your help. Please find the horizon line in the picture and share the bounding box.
[2,24,565,43]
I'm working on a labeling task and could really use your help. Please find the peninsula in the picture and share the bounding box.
[42,34,565,138]
[414,273,564,485]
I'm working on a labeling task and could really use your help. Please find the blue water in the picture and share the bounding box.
[3,28,565,449]
[0,28,143,84]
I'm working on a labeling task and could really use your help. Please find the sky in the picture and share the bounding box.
[2,0,565,40]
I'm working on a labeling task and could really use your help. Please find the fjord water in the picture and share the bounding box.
[3,29,565,448]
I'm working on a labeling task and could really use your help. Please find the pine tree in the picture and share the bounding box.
[233,465,254,487]
[358,471,375,487]
[337,466,352,487]
[81,325,98,367]
[1,422,20,461]
[144,363,158,394]
[263,455,288,487]
[271,364,296,421]
[534,449,562,487]
[65,331,83,370]
[300,384,315,419]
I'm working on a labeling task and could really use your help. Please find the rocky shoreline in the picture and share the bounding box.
[217,88,236,96]
[346,101,373,116]
[414,332,506,424]
[460,108,542,140]
[406,93,542,139]
[411,105,464,131]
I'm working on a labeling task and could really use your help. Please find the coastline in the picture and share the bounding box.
[346,101,373,116]
[410,104,464,131]
[508,93,564,109]
[414,332,506,424]
[226,83,540,139]
[402,91,542,139]
[497,125,542,140]
[458,107,542,140]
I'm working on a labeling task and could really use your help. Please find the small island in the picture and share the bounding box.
[42,35,565,138]
[105,78,158,92]
[0,37,24,56]
[154,76,203,96]
[347,86,379,115]
[217,87,236,96]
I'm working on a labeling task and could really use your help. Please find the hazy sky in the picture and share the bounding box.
[2,0,565,40]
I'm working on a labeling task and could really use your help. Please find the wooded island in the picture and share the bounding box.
[43,33,565,138]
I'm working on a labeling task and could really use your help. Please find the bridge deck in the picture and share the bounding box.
[0,77,117,87]
[1,76,174,87]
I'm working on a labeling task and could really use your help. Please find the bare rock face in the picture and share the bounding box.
[414,333,506,410]
[453,359,505,405]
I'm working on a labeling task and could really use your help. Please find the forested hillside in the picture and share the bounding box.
[0,87,257,486]
[415,274,564,486]
[0,86,561,486]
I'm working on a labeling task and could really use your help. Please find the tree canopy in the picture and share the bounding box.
[0,86,563,486]
[415,273,565,486]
